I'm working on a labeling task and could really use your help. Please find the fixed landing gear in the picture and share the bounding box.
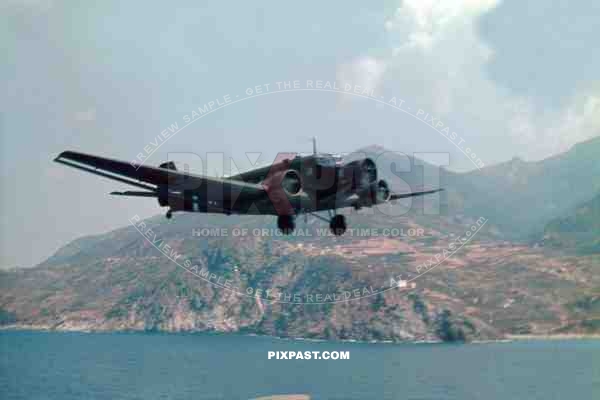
[277,215,296,234]
[329,214,347,236]
[305,210,348,236]
[166,209,173,219]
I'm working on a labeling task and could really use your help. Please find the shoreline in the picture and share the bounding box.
[2,325,600,343]
[505,334,600,341]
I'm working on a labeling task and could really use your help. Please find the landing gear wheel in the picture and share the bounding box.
[166,210,173,219]
[277,215,296,235]
[329,214,347,236]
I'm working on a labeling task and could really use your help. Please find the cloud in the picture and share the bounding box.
[1,0,54,15]
[335,56,387,111]
[539,90,600,154]
[73,108,96,122]
[387,0,499,52]
[349,0,600,162]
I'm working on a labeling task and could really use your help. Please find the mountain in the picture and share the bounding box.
[543,193,600,254]
[1,138,599,342]
[446,136,600,239]
[363,137,600,241]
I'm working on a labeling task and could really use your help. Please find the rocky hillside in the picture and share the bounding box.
[543,193,600,254]
[1,209,599,341]
[445,136,600,238]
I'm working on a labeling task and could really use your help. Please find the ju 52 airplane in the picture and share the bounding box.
[54,139,442,236]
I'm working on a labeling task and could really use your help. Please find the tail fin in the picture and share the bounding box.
[159,161,177,171]
[312,136,317,155]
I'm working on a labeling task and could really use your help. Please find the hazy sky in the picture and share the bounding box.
[1,0,599,268]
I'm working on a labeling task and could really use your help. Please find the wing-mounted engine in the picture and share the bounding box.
[281,169,302,196]
[342,158,379,205]
[345,158,377,191]
[373,179,391,204]
[361,158,377,187]
[259,167,304,216]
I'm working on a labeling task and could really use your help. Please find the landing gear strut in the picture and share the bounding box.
[329,214,347,236]
[306,210,348,236]
[277,215,296,235]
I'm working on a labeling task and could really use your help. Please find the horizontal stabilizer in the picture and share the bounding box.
[110,190,157,197]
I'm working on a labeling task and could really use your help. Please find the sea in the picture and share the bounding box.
[0,331,598,399]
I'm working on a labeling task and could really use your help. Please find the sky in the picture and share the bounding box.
[1,0,599,268]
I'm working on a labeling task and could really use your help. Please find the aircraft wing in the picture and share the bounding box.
[324,187,444,210]
[226,153,305,184]
[53,150,266,197]
[390,188,444,200]
[227,164,274,184]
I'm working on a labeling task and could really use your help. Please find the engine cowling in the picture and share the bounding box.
[361,158,377,186]
[281,169,302,196]
[374,179,391,204]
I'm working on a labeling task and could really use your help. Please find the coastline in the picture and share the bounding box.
[3,324,600,343]
[505,334,600,341]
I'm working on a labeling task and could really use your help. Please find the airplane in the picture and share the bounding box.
[53,139,442,236]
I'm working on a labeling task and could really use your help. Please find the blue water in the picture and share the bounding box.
[0,331,598,400]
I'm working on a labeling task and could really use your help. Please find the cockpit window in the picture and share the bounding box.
[315,156,336,167]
